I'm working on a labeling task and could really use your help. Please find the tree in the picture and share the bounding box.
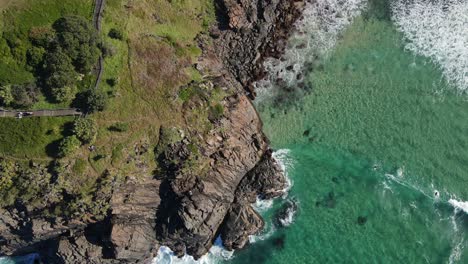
[0,85,13,106]
[53,15,100,73]
[80,89,107,113]
[58,135,81,157]
[73,118,97,144]
[42,48,77,102]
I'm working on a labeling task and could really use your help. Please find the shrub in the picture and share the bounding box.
[106,78,117,87]
[11,83,40,108]
[58,135,81,157]
[50,85,77,103]
[29,26,56,47]
[108,28,124,40]
[26,46,46,69]
[80,89,108,113]
[100,42,117,58]
[72,158,87,175]
[0,85,13,106]
[209,103,224,120]
[73,118,97,144]
[0,159,15,190]
[109,122,128,132]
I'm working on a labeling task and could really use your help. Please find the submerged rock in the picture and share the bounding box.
[357,216,367,226]
[274,198,299,228]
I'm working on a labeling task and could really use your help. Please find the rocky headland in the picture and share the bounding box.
[0,0,305,262]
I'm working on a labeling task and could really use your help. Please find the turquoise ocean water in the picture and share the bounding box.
[2,1,468,264]
[227,1,468,263]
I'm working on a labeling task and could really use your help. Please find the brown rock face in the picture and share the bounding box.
[155,94,271,257]
[217,0,306,97]
[0,0,304,262]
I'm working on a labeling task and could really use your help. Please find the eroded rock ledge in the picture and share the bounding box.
[0,0,305,262]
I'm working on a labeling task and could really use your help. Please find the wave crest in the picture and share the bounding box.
[391,0,468,92]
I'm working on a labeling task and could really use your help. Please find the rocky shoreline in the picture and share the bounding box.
[0,0,305,262]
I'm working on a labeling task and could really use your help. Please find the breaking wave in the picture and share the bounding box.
[449,199,468,215]
[391,0,468,92]
[153,237,233,264]
[0,254,40,264]
[255,0,367,102]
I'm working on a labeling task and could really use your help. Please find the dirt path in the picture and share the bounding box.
[92,0,105,90]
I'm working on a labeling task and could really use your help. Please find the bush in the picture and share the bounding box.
[209,103,224,120]
[100,42,117,58]
[0,85,13,106]
[106,78,117,87]
[73,118,97,144]
[58,135,81,157]
[109,122,128,132]
[0,159,15,190]
[11,83,40,108]
[80,89,108,113]
[29,26,56,47]
[108,28,124,40]
[50,85,77,103]
[26,46,46,69]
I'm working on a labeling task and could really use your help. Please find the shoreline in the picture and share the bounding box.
[0,0,307,262]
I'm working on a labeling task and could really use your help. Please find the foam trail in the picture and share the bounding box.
[391,0,468,92]
[255,0,367,102]
[448,237,465,264]
[0,254,40,264]
[448,199,468,214]
[153,237,233,264]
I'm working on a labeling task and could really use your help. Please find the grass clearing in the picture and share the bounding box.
[0,117,73,158]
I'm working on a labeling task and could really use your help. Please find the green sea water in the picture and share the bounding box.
[228,3,468,264]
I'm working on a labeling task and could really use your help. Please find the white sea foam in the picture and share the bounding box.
[272,149,294,194]
[278,200,299,227]
[0,254,39,264]
[152,237,233,264]
[252,197,274,213]
[255,0,367,101]
[448,237,465,264]
[391,0,468,92]
[448,199,468,214]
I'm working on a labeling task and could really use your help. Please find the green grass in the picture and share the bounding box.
[0,0,93,84]
[0,117,73,158]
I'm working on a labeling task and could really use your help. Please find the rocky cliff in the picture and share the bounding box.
[0,0,305,262]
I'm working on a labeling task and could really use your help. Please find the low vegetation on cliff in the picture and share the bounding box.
[0,0,220,217]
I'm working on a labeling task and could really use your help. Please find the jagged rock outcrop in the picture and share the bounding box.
[215,0,306,97]
[0,0,305,262]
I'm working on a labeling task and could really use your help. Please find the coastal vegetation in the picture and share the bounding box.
[0,0,221,220]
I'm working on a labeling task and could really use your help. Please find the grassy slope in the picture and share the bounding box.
[0,0,93,84]
[0,0,216,210]
[0,117,73,159]
[0,0,92,159]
